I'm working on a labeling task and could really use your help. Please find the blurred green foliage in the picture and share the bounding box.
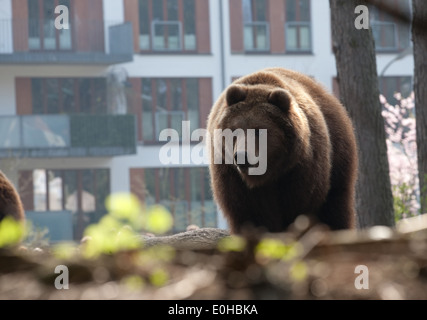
[0,217,25,248]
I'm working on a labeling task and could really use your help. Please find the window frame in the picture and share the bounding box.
[31,77,108,115]
[20,168,111,239]
[244,21,271,52]
[284,0,312,53]
[137,0,197,53]
[151,20,183,51]
[28,168,110,213]
[140,78,200,144]
[27,0,74,52]
[369,0,411,53]
[242,0,271,52]
[133,167,216,232]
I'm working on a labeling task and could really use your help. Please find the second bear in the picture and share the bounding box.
[0,171,25,223]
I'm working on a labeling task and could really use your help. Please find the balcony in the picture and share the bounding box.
[0,19,134,65]
[0,114,137,158]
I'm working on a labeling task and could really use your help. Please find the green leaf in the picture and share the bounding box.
[290,261,308,282]
[145,205,173,235]
[105,193,142,224]
[217,236,246,252]
[0,217,25,248]
[149,268,169,287]
[255,238,299,261]
[52,242,78,260]
[83,223,120,258]
[115,226,141,251]
[122,275,145,291]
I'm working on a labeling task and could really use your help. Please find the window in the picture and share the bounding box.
[138,0,196,52]
[379,76,412,105]
[30,169,109,215]
[243,0,270,51]
[285,0,311,52]
[229,0,312,54]
[131,167,216,232]
[31,78,107,115]
[332,76,412,106]
[141,78,200,142]
[28,0,72,51]
[20,168,110,239]
[370,0,411,51]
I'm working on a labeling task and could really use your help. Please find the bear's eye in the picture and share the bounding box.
[226,85,247,106]
[268,89,291,112]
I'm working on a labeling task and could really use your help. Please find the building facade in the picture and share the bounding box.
[0,0,413,240]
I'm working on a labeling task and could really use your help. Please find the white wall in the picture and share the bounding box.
[377,55,414,77]
[121,54,218,78]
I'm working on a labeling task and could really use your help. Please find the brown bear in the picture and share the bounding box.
[0,171,25,222]
[207,67,358,233]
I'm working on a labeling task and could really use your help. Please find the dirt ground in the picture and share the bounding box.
[1,215,427,300]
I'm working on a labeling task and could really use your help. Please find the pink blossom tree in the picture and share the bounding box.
[381,92,419,220]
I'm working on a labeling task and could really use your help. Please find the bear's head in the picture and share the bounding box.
[213,84,312,188]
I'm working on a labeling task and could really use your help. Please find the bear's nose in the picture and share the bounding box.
[234,151,249,168]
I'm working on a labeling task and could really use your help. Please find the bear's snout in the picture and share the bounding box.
[234,151,249,168]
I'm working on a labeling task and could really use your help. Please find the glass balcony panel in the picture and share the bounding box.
[0,116,20,148]
[0,114,136,157]
[22,115,70,148]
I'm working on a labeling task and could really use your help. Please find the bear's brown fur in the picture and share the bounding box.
[0,171,25,222]
[207,67,358,233]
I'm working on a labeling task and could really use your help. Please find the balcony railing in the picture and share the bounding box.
[0,114,136,158]
[0,19,133,64]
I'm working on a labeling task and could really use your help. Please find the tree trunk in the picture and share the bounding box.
[412,0,427,214]
[330,0,395,227]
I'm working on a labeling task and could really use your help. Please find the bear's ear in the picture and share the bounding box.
[226,85,247,106]
[268,89,291,112]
